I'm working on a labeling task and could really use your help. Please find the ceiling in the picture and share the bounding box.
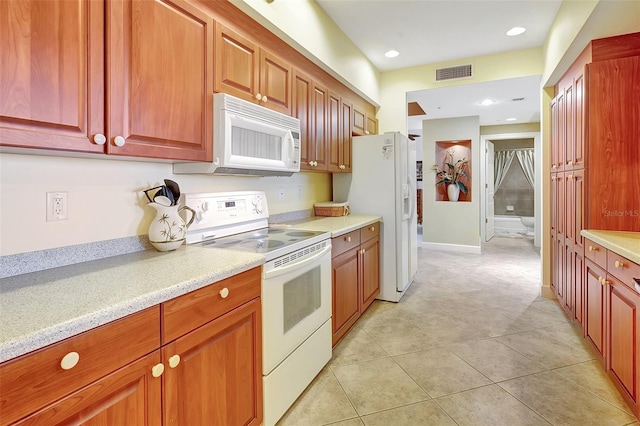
[316,0,562,134]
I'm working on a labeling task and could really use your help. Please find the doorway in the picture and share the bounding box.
[480,132,541,248]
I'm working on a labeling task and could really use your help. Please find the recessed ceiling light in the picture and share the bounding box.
[506,117,517,121]
[506,27,526,36]
[384,50,399,58]
[479,99,494,106]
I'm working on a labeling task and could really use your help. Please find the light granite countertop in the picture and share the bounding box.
[273,214,382,237]
[0,246,264,363]
[581,230,640,264]
[0,214,380,364]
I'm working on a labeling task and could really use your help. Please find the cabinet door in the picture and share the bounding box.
[573,71,586,170]
[563,83,574,170]
[587,56,640,232]
[572,251,584,325]
[14,352,162,426]
[340,99,353,172]
[353,106,366,136]
[312,81,329,170]
[260,49,291,114]
[572,169,585,250]
[327,92,341,173]
[0,0,104,152]
[293,70,313,170]
[107,0,213,161]
[585,259,606,357]
[556,91,566,172]
[332,248,360,346]
[360,235,380,313]
[550,97,559,171]
[366,114,378,136]
[163,298,262,426]
[214,23,259,103]
[606,276,639,408]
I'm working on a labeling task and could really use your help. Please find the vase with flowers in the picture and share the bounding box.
[433,149,469,202]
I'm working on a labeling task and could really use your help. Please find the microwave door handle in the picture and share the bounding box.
[263,245,331,280]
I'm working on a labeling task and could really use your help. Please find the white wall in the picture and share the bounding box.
[0,153,331,256]
[422,116,481,251]
[378,47,544,134]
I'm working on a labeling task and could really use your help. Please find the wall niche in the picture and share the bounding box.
[434,140,472,202]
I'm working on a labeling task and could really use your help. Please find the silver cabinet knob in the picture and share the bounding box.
[255,93,262,101]
[152,363,165,377]
[168,354,181,368]
[113,136,125,147]
[219,287,230,299]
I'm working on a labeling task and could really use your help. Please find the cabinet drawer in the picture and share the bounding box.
[607,252,640,294]
[0,306,160,426]
[361,222,380,242]
[162,267,261,343]
[585,239,607,268]
[332,229,360,257]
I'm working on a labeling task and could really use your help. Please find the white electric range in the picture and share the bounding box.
[183,191,332,426]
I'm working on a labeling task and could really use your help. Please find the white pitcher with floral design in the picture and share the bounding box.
[147,202,195,252]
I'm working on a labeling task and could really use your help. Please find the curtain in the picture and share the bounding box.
[516,149,535,188]
[494,150,515,191]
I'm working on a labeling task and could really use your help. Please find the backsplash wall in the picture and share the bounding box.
[0,153,331,256]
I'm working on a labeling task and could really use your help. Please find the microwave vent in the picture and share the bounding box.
[435,64,473,81]
[221,94,299,130]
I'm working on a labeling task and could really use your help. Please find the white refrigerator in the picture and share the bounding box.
[333,132,418,302]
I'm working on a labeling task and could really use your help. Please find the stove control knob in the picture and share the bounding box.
[201,201,209,212]
[195,210,203,222]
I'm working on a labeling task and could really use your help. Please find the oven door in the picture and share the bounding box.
[261,242,332,375]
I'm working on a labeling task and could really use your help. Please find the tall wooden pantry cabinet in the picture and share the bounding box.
[550,32,640,321]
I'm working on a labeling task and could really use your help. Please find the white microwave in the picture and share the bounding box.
[174,93,301,176]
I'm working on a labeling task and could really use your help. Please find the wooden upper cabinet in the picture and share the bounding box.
[366,114,378,136]
[293,69,328,171]
[215,23,291,114]
[0,0,105,152]
[587,55,640,231]
[107,0,213,161]
[215,23,259,103]
[353,105,378,136]
[353,107,366,136]
[260,49,291,114]
[1,0,213,161]
[328,94,352,173]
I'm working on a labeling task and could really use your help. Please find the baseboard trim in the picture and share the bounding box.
[421,242,481,254]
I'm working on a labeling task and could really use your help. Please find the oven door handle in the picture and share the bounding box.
[263,244,331,280]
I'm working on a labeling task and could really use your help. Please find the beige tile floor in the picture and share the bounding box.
[277,236,639,426]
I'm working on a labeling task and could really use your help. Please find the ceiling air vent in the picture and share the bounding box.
[511,97,526,102]
[435,64,473,82]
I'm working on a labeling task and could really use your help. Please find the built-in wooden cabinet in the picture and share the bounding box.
[583,238,640,418]
[0,0,214,161]
[1,0,377,168]
[352,105,378,137]
[293,69,329,171]
[0,268,263,426]
[331,223,380,346]
[0,307,161,426]
[328,95,352,173]
[550,32,640,324]
[215,23,291,115]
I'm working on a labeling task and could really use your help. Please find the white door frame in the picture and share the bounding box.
[480,131,541,248]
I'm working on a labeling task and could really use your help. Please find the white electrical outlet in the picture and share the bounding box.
[46,192,68,221]
[297,185,303,200]
[278,187,285,200]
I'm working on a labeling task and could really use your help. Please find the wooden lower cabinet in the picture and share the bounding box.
[331,223,380,346]
[12,352,162,426]
[583,238,640,419]
[162,298,262,426]
[606,276,639,415]
[584,258,606,357]
[0,268,263,426]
